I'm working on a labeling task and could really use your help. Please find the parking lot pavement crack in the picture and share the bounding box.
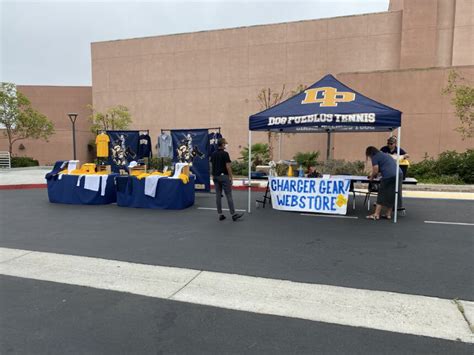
[454,299,474,334]
[168,270,203,299]
[0,250,34,264]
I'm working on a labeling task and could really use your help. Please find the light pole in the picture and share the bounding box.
[67,113,78,160]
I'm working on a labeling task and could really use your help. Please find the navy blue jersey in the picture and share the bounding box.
[208,132,222,156]
[137,134,152,159]
[380,145,406,155]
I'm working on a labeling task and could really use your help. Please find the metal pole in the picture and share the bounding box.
[394,127,401,223]
[248,131,252,213]
[326,131,331,160]
[278,132,282,161]
[72,120,77,160]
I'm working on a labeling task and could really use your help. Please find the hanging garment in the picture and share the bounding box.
[158,133,173,158]
[68,160,80,173]
[208,132,222,156]
[100,175,108,196]
[45,161,68,180]
[107,131,140,172]
[137,134,152,159]
[171,163,188,178]
[84,175,101,192]
[96,133,110,157]
[144,175,164,198]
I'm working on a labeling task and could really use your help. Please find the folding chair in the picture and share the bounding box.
[256,181,271,208]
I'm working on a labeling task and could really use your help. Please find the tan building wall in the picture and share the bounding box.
[0,86,93,165]
[86,0,471,163]
[2,1,470,166]
[329,66,474,161]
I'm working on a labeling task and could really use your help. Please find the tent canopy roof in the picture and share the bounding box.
[249,74,402,133]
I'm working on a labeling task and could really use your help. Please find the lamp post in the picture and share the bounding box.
[67,113,78,160]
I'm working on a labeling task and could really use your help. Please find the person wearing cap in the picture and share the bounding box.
[381,136,409,179]
[381,136,409,159]
[210,138,244,222]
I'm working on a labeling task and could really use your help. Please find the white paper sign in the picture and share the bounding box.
[269,177,351,215]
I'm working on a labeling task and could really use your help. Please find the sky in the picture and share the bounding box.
[1,0,389,86]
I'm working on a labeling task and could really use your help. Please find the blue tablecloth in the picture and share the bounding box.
[46,174,117,205]
[116,176,195,209]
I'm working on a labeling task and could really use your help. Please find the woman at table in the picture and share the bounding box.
[365,146,403,220]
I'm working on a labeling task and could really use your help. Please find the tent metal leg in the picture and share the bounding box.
[248,131,252,213]
[394,127,401,223]
[278,133,282,161]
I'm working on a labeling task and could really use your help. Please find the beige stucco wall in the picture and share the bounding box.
[0,86,93,165]
[399,0,474,69]
[452,0,474,66]
[91,10,404,162]
[330,66,474,162]
[2,1,470,167]
[91,0,473,164]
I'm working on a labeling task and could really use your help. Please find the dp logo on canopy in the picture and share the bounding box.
[302,87,355,107]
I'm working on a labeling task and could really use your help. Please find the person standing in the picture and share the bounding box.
[210,138,243,221]
[380,136,409,159]
[365,146,403,220]
[380,136,410,179]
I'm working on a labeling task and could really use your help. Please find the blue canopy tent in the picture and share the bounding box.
[248,74,404,222]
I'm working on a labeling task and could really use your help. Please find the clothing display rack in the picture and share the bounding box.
[160,127,221,133]
[159,127,221,169]
[96,129,149,135]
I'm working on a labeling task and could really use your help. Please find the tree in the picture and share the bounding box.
[257,85,286,160]
[240,143,270,170]
[293,151,320,171]
[0,82,55,155]
[442,70,474,140]
[256,84,307,159]
[88,105,132,133]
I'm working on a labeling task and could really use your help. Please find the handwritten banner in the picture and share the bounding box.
[269,177,351,215]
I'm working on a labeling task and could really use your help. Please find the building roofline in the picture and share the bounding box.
[91,9,398,45]
[339,65,474,76]
[15,85,92,89]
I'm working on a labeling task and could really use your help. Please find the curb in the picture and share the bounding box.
[0,184,47,190]
[0,183,266,192]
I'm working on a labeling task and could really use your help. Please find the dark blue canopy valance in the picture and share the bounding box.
[249,74,401,132]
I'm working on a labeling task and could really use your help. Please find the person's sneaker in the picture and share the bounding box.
[232,213,243,221]
[219,214,226,221]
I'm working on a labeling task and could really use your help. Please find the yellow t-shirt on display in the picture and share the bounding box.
[96,133,110,157]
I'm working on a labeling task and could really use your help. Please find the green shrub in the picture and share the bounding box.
[240,143,270,170]
[11,156,39,168]
[318,159,366,175]
[148,157,172,171]
[408,149,474,184]
[293,151,320,171]
[415,175,464,185]
[231,160,248,176]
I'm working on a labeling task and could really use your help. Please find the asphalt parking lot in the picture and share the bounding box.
[1,189,472,299]
[1,189,473,354]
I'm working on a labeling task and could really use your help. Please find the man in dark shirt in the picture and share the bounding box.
[380,136,409,159]
[210,138,243,221]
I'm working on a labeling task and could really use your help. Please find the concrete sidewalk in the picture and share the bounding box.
[1,167,473,200]
[0,167,52,187]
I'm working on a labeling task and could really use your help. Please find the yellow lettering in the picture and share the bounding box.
[301,87,356,107]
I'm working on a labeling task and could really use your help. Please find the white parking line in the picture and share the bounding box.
[424,221,474,226]
[198,207,246,212]
[1,247,472,343]
[300,213,358,219]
